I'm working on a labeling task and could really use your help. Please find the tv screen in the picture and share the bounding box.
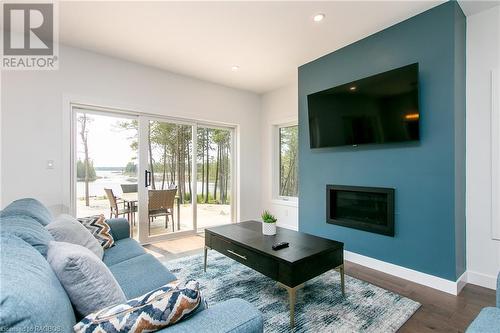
[307,63,420,148]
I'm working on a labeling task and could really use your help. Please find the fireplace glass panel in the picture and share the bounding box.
[326,185,394,236]
[331,190,388,226]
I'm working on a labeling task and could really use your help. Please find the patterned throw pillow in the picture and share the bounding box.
[78,215,114,249]
[74,280,207,333]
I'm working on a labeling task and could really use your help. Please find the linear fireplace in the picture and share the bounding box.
[326,185,395,236]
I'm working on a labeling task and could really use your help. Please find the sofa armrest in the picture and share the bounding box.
[466,307,500,332]
[158,298,263,333]
[106,218,130,241]
[497,272,500,308]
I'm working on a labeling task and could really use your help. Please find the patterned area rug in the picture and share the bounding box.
[166,251,420,332]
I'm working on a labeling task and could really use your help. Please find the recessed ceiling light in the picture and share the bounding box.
[231,65,240,72]
[349,86,357,91]
[313,13,325,22]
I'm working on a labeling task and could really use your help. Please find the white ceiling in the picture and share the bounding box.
[58,1,493,94]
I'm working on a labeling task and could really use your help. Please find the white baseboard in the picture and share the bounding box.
[344,251,466,295]
[467,270,498,290]
[457,271,468,294]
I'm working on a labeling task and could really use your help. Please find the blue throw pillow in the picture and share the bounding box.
[0,198,53,226]
[0,234,76,332]
[74,280,207,333]
[0,215,53,256]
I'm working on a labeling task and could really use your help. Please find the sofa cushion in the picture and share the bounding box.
[109,253,177,299]
[47,241,127,317]
[74,280,206,333]
[106,218,130,241]
[466,307,500,333]
[157,298,264,333]
[47,214,104,259]
[103,237,146,266]
[0,215,53,256]
[0,234,76,332]
[0,198,53,226]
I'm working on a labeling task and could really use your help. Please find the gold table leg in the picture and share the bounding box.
[276,262,344,328]
[335,263,346,296]
[278,283,304,328]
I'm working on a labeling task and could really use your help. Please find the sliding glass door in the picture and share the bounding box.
[141,119,194,239]
[196,126,234,229]
[72,105,235,244]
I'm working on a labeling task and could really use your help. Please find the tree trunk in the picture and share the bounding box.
[176,126,182,203]
[161,141,167,190]
[148,123,156,189]
[224,144,229,204]
[80,115,90,207]
[170,153,175,188]
[83,143,90,206]
[201,131,205,199]
[221,143,227,204]
[180,129,186,203]
[213,144,219,201]
[187,133,192,202]
[281,150,297,195]
[219,144,225,204]
[205,130,209,203]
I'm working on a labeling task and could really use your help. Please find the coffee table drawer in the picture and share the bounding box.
[210,235,278,280]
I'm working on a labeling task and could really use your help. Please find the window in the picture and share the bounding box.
[278,125,298,199]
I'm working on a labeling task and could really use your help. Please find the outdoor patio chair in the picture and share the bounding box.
[104,188,132,221]
[148,189,176,232]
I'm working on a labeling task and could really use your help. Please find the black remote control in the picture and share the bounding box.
[272,242,289,250]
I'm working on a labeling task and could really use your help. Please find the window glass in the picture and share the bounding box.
[279,125,298,198]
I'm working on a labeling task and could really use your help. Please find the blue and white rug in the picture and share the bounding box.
[166,251,420,332]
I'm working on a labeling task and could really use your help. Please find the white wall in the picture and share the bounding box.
[1,46,262,221]
[466,5,500,289]
[0,71,3,209]
[260,81,298,230]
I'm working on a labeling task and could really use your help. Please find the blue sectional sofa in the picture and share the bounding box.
[466,273,500,333]
[0,198,263,333]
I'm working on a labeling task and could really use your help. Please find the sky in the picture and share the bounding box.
[76,112,230,168]
[76,113,137,168]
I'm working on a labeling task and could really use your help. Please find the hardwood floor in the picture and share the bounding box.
[143,235,205,260]
[146,236,496,332]
[344,261,496,332]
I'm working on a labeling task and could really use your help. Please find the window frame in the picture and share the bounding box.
[273,122,298,206]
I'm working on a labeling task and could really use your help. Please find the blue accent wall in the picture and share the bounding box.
[298,1,466,281]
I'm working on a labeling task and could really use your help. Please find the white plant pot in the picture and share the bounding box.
[262,222,277,235]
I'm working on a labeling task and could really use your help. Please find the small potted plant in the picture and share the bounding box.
[261,210,277,235]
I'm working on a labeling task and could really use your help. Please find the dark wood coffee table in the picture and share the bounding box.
[204,221,344,327]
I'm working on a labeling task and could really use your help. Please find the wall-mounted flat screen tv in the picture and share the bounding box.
[307,63,420,148]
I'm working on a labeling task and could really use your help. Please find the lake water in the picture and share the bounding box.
[77,170,216,199]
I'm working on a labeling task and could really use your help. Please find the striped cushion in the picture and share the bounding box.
[74,280,206,333]
[78,215,115,249]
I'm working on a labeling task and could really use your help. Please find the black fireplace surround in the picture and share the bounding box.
[326,185,395,236]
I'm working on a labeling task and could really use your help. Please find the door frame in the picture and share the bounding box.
[66,101,238,244]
